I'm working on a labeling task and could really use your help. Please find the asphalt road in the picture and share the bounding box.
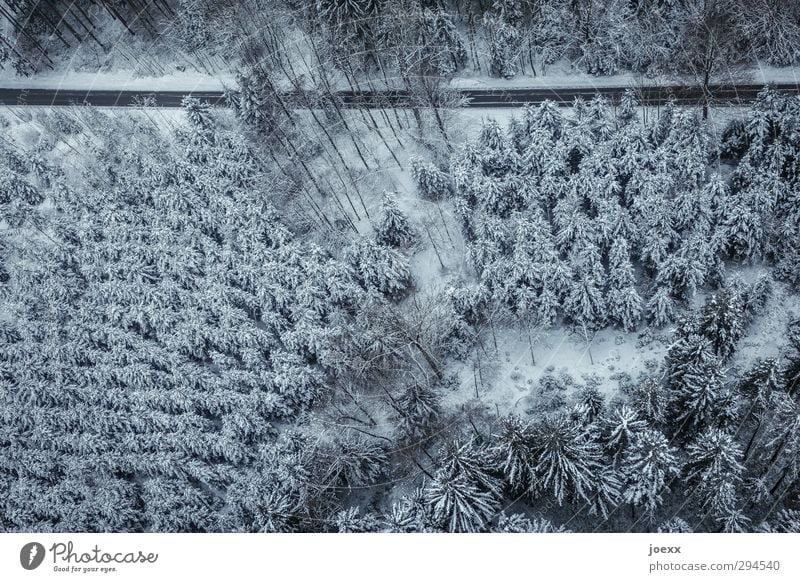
[0,83,798,108]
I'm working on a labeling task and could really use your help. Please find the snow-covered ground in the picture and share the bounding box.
[439,272,800,426]
[442,325,667,419]
[0,68,235,91]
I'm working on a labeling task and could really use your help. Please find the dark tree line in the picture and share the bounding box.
[0,0,176,74]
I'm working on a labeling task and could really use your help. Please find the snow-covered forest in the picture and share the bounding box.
[4,1,800,80]
[1,1,800,534]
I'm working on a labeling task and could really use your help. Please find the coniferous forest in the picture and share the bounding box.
[1,1,800,534]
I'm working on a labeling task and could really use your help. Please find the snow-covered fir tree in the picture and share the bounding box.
[410,157,452,200]
[606,236,643,331]
[437,439,502,496]
[529,415,603,505]
[564,274,607,331]
[646,286,677,328]
[486,15,521,79]
[344,237,412,297]
[375,191,416,248]
[418,7,467,76]
[604,405,648,462]
[621,429,681,519]
[698,287,746,361]
[666,331,725,435]
[424,472,501,532]
[492,415,535,493]
[683,429,745,520]
[628,378,669,426]
[394,380,441,443]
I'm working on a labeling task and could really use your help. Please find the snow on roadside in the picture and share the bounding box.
[3,63,798,94]
[0,67,234,92]
[448,65,800,91]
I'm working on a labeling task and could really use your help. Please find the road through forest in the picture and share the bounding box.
[1,82,799,108]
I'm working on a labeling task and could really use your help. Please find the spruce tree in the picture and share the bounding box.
[492,415,535,493]
[344,237,412,298]
[375,191,416,248]
[629,378,669,426]
[646,286,676,328]
[617,88,639,127]
[418,8,467,76]
[565,275,606,331]
[487,17,521,79]
[425,472,501,532]
[437,439,501,496]
[604,405,648,461]
[410,157,452,200]
[684,429,745,519]
[784,318,800,396]
[666,333,724,435]
[698,288,746,361]
[395,381,441,443]
[529,415,603,505]
[606,236,643,331]
[621,429,681,519]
